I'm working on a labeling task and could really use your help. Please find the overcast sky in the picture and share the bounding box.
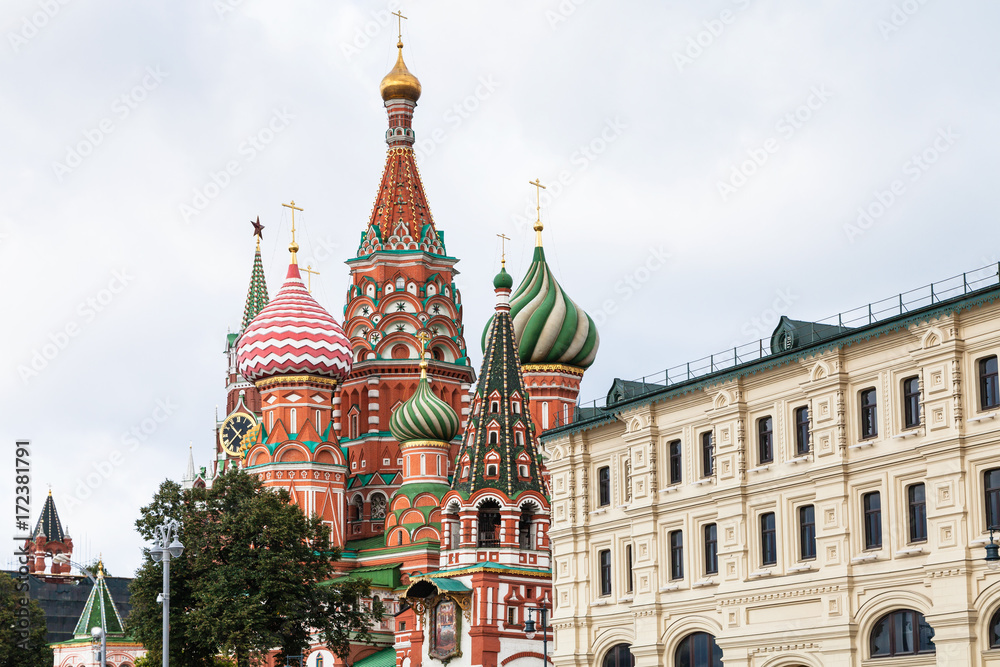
[2,0,998,576]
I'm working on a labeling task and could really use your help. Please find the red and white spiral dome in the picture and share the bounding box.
[237,263,353,383]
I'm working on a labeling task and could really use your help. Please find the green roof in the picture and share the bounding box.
[354,647,396,667]
[330,564,401,589]
[344,535,387,552]
[73,571,125,637]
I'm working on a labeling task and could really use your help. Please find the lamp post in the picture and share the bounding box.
[149,518,184,667]
[986,528,1000,571]
[53,555,106,667]
[523,605,549,667]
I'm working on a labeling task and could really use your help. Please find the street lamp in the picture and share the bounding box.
[986,529,1000,571]
[149,518,184,667]
[53,554,106,667]
[523,605,549,667]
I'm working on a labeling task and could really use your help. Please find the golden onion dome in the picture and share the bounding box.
[380,42,422,102]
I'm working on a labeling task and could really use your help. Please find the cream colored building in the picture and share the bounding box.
[544,267,1000,667]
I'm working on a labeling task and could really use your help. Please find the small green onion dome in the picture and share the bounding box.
[493,266,514,289]
[389,371,460,443]
[482,246,599,369]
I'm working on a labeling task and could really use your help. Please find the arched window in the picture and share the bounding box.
[489,431,499,445]
[370,493,387,520]
[870,609,935,657]
[352,495,365,522]
[675,632,723,666]
[602,643,634,667]
[290,408,297,434]
[519,507,535,549]
[477,500,501,547]
[989,607,1000,648]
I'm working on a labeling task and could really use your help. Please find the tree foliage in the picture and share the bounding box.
[0,571,52,667]
[128,469,383,667]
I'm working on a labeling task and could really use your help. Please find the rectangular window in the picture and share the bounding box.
[669,440,682,485]
[981,356,999,410]
[986,469,1000,530]
[795,406,810,455]
[761,512,777,566]
[599,549,611,596]
[860,389,878,439]
[758,417,773,464]
[908,483,927,543]
[669,530,684,580]
[507,607,516,625]
[903,376,921,429]
[799,505,816,560]
[704,523,718,575]
[701,431,714,477]
[626,544,634,593]
[598,466,610,507]
[864,491,882,549]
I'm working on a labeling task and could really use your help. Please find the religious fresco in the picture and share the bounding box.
[430,597,461,660]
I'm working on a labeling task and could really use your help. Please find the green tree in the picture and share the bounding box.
[128,470,383,667]
[0,571,53,667]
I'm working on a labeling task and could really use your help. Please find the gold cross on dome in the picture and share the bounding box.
[302,265,320,292]
[281,200,303,244]
[392,10,407,41]
[529,178,547,243]
[416,329,431,358]
[497,233,510,266]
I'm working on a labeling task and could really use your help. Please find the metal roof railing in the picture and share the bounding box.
[549,262,1000,430]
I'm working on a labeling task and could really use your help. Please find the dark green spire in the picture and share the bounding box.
[32,490,66,543]
[73,562,125,637]
[242,235,270,330]
[452,299,545,500]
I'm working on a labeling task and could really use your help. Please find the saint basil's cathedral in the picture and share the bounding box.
[183,32,600,667]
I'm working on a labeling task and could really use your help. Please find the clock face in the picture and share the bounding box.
[220,413,256,457]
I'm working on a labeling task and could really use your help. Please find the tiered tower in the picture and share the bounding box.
[400,268,552,667]
[224,219,270,416]
[483,209,599,432]
[236,230,354,547]
[336,35,475,541]
[23,490,73,581]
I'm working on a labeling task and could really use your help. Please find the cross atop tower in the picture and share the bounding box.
[302,264,320,292]
[529,179,547,245]
[392,9,407,42]
[282,200,303,263]
[497,233,510,267]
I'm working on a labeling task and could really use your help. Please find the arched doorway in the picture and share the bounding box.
[601,643,634,667]
[674,632,722,667]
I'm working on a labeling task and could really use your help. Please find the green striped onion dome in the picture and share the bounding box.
[390,373,460,443]
[482,246,599,369]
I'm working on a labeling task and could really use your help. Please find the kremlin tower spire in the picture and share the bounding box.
[24,490,73,579]
[483,181,600,431]
[336,22,475,542]
[242,217,270,329]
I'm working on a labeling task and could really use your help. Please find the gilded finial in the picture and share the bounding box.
[416,329,431,378]
[281,201,303,264]
[97,556,104,578]
[529,178,547,247]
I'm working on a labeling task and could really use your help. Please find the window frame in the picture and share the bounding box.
[799,504,816,561]
[981,355,1000,411]
[704,523,718,575]
[669,530,684,580]
[795,406,810,455]
[902,375,921,429]
[599,549,612,596]
[598,466,611,507]
[907,483,927,543]
[760,512,777,567]
[860,388,879,440]
[863,491,883,550]
[668,440,682,485]
[625,543,634,593]
[869,608,936,658]
[758,416,773,464]
[986,468,1000,531]
[701,431,714,478]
